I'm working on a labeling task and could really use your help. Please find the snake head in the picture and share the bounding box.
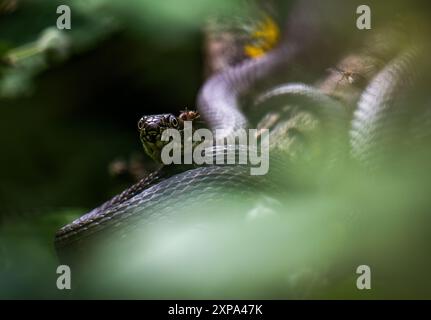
[138,113,180,162]
[138,111,201,163]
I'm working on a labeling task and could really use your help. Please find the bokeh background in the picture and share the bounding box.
[0,0,225,298]
[1,0,431,299]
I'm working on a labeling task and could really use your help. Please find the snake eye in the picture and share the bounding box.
[169,115,179,128]
[138,117,145,130]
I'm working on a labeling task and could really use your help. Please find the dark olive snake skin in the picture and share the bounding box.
[54,1,430,258]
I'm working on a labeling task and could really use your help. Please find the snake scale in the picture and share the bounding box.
[54,0,431,264]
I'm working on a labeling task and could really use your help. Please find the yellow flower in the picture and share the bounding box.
[244,16,280,58]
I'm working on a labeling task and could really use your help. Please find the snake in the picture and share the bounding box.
[350,46,427,165]
[54,0,430,264]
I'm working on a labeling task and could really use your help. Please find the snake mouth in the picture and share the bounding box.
[141,129,160,143]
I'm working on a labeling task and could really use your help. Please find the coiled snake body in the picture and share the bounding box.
[54,1,430,265]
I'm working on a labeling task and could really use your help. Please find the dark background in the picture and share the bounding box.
[0,1,203,215]
[0,0,218,298]
[1,0,431,299]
